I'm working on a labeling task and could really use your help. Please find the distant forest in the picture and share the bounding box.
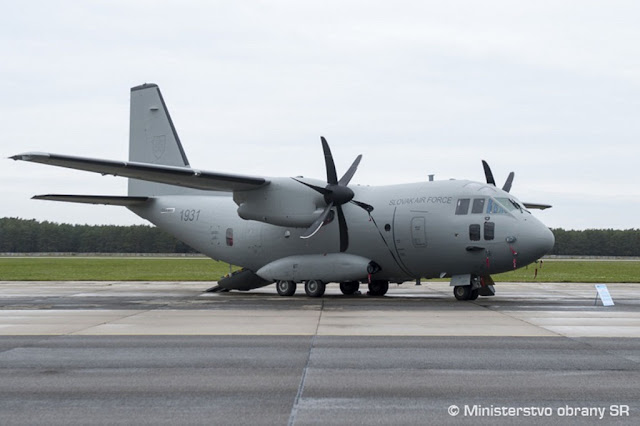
[0,218,196,254]
[1,217,639,256]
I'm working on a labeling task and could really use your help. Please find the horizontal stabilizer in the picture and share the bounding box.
[523,202,552,210]
[32,194,149,206]
[11,152,269,192]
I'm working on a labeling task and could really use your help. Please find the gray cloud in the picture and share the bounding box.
[2,1,639,229]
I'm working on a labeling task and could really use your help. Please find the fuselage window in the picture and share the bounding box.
[469,224,481,241]
[484,222,495,240]
[226,228,234,246]
[455,198,470,215]
[472,198,485,214]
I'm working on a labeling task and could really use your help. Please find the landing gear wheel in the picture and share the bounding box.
[339,281,360,295]
[304,280,325,297]
[469,289,479,300]
[276,280,296,296]
[368,280,389,296]
[453,285,472,301]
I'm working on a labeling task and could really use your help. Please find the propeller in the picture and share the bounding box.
[481,160,552,210]
[295,137,373,252]
[481,160,515,193]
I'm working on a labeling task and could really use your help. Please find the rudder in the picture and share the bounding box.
[128,83,191,196]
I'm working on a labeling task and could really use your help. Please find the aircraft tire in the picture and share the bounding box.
[305,280,325,297]
[276,280,297,297]
[453,285,472,301]
[339,281,360,295]
[368,280,389,296]
[469,289,479,300]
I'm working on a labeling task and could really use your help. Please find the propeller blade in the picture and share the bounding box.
[293,178,330,196]
[300,202,334,239]
[351,200,374,213]
[338,154,362,186]
[337,205,349,252]
[321,136,338,185]
[502,172,515,193]
[481,160,496,186]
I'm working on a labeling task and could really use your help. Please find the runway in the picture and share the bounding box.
[0,281,638,424]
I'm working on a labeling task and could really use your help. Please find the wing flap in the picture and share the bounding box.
[11,152,269,192]
[32,194,150,206]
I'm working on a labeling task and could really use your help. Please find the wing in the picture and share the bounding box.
[523,202,552,210]
[32,195,149,206]
[11,152,269,192]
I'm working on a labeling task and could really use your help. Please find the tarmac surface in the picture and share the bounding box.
[0,281,638,425]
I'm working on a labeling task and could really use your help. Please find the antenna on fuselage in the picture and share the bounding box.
[428,174,434,182]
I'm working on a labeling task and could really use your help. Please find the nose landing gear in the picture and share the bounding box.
[453,285,479,301]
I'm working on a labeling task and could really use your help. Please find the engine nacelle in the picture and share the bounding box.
[234,177,325,227]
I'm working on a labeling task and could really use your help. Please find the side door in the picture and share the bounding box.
[392,209,428,277]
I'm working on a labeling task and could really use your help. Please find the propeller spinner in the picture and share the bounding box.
[295,137,373,252]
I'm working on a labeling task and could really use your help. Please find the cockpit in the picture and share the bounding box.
[455,196,527,216]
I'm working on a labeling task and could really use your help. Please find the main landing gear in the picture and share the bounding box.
[368,280,389,296]
[276,280,331,297]
[276,280,296,297]
[275,279,390,297]
[304,280,326,297]
[339,281,360,295]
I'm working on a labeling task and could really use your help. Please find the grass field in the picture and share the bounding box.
[0,257,639,283]
[0,258,234,282]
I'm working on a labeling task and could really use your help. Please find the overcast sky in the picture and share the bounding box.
[2,1,639,230]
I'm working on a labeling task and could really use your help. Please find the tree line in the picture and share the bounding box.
[550,228,640,256]
[0,218,196,253]
[1,217,639,256]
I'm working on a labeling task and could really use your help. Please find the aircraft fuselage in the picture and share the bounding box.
[131,178,554,283]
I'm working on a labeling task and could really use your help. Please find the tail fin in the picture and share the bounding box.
[128,83,191,196]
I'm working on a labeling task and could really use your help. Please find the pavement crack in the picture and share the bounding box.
[288,299,323,426]
[65,307,162,336]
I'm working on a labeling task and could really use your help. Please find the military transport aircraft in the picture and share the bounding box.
[11,83,554,300]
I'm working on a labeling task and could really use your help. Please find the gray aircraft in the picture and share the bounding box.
[11,83,554,300]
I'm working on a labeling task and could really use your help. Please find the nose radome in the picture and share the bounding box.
[520,217,555,260]
[543,227,555,254]
[532,224,555,259]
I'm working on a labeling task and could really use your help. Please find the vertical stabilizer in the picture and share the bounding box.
[128,83,191,196]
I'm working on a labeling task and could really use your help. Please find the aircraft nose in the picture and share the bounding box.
[528,222,555,260]
[540,226,555,255]
[517,219,555,264]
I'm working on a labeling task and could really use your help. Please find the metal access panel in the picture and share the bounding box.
[411,217,427,247]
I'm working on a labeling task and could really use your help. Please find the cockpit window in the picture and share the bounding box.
[486,198,506,214]
[455,198,470,215]
[496,197,519,212]
[471,198,485,214]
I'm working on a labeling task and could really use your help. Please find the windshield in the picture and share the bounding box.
[495,197,523,213]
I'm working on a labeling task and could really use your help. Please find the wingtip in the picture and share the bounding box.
[9,152,50,161]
